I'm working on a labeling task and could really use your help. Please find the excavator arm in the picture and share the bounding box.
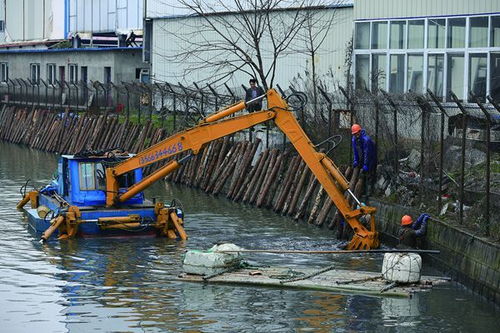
[105,89,379,249]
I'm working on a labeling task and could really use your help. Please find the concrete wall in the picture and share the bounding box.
[371,199,500,305]
[69,0,143,34]
[0,48,145,83]
[354,0,500,20]
[150,6,353,88]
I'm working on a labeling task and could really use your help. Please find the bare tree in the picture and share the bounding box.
[293,5,337,115]
[157,0,333,89]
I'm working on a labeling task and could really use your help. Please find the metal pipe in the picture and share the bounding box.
[217,249,441,255]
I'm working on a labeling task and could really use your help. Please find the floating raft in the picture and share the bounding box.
[178,266,448,298]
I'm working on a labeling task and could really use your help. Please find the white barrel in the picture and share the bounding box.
[382,253,422,283]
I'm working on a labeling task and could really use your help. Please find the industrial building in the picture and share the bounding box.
[0,0,147,88]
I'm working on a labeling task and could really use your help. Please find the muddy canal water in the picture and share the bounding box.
[0,142,498,332]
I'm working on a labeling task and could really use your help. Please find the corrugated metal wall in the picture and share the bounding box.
[354,0,500,20]
[3,0,64,42]
[69,0,143,33]
[151,7,354,89]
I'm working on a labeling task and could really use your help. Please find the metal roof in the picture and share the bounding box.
[0,47,142,54]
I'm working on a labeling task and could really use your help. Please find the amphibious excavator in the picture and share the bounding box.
[17,89,379,249]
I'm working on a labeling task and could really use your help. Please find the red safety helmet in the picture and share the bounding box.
[351,124,362,135]
[401,215,413,226]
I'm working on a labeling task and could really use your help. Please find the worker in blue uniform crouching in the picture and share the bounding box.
[397,214,430,249]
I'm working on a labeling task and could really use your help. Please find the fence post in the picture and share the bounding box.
[318,86,333,151]
[450,91,469,225]
[471,92,491,235]
[339,85,354,163]
[165,83,176,131]
[207,84,219,112]
[414,94,434,206]
[381,89,399,178]
[427,89,449,213]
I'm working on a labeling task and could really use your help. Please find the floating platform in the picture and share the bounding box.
[178,266,448,298]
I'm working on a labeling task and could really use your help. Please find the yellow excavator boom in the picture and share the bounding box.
[105,89,379,249]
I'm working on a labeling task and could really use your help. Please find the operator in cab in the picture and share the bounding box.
[397,214,430,249]
[351,124,377,196]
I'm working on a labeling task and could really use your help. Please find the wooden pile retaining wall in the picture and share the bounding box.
[0,105,361,230]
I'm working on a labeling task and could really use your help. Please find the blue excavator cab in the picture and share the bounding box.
[53,155,144,207]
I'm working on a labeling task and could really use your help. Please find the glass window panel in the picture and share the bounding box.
[371,21,387,49]
[79,162,96,190]
[355,54,370,91]
[390,21,406,49]
[407,54,423,93]
[469,17,488,48]
[408,20,424,49]
[447,54,464,101]
[371,54,387,92]
[468,54,487,102]
[389,54,404,93]
[448,18,465,48]
[427,54,444,99]
[491,16,500,47]
[428,19,445,48]
[355,22,370,49]
[490,53,500,103]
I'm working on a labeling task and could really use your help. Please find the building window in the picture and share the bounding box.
[0,62,8,83]
[371,54,386,92]
[355,54,370,91]
[69,64,78,83]
[469,17,488,48]
[47,64,56,85]
[428,19,446,49]
[355,22,370,49]
[469,53,487,102]
[0,20,4,32]
[354,14,500,101]
[389,54,404,93]
[408,20,424,49]
[371,21,387,49]
[492,16,500,47]
[448,18,466,48]
[447,54,464,100]
[407,54,423,93]
[491,53,500,103]
[30,63,40,84]
[427,54,444,99]
[390,21,406,49]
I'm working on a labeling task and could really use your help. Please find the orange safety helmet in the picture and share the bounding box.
[351,124,362,135]
[401,215,413,226]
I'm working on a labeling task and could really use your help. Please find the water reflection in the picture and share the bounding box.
[1,142,499,332]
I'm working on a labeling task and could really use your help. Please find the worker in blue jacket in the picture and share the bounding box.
[397,214,430,249]
[351,124,377,196]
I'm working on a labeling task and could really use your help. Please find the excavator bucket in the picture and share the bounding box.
[346,214,379,250]
[347,232,380,250]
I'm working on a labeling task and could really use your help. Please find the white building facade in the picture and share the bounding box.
[144,0,354,90]
[352,0,500,102]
